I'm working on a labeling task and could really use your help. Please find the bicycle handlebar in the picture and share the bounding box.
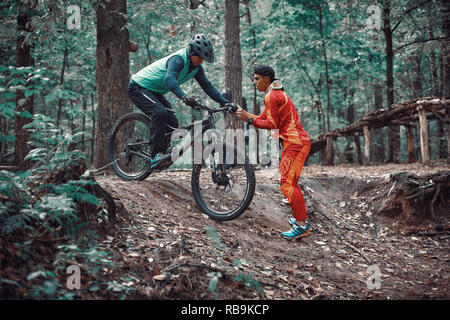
[194,102,238,114]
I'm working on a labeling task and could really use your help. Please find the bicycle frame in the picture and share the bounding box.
[125,105,229,168]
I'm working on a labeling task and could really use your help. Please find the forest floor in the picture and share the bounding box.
[96,161,450,300]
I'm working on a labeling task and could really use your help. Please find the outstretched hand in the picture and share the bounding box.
[236,106,250,122]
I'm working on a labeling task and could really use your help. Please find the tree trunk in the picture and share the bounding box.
[418,106,430,163]
[319,4,331,133]
[81,96,87,153]
[57,45,68,129]
[410,53,423,97]
[383,0,399,163]
[441,0,450,162]
[68,100,75,151]
[344,86,354,163]
[325,136,334,166]
[243,0,259,164]
[354,135,363,165]
[429,50,438,96]
[188,0,200,141]
[91,93,96,164]
[224,0,243,111]
[439,49,445,98]
[445,107,450,162]
[407,126,415,163]
[442,0,450,98]
[224,0,244,149]
[14,3,35,169]
[372,84,385,162]
[436,119,446,159]
[431,5,446,158]
[363,126,371,165]
[427,11,439,96]
[94,0,131,169]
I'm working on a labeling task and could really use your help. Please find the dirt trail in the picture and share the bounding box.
[97,163,449,300]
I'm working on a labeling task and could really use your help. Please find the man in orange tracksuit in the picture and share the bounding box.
[236,65,311,239]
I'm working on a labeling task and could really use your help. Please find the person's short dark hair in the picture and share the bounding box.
[254,65,277,82]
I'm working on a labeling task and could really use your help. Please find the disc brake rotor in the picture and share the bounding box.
[214,171,235,192]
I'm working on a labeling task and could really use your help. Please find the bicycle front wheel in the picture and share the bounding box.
[191,142,256,221]
[107,112,153,181]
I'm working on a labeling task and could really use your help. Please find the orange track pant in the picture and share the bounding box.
[280,143,310,221]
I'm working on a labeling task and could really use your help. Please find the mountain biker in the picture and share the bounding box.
[235,65,311,240]
[128,34,230,163]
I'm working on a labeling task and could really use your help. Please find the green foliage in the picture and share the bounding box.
[0,66,49,119]
[234,273,263,293]
[0,110,125,299]
[24,243,115,300]
[23,113,86,169]
[105,278,135,300]
[0,65,54,164]
[205,225,225,253]
[0,169,37,236]
[205,226,261,297]
[207,271,222,294]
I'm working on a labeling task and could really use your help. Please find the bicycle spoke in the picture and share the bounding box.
[109,114,152,180]
[195,165,250,216]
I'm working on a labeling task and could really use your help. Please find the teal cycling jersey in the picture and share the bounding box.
[131,48,198,94]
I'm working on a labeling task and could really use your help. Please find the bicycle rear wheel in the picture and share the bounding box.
[191,142,256,221]
[107,112,153,181]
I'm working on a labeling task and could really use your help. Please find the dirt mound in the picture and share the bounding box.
[96,162,450,300]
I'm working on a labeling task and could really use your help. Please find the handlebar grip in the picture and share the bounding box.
[226,103,239,114]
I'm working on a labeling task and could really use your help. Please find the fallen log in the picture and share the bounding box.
[309,96,449,157]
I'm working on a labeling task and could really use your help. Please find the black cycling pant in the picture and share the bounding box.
[127,81,178,157]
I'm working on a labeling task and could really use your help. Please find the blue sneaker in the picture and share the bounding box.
[145,153,163,167]
[288,218,298,227]
[288,218,309,227]
[281,223,310,240]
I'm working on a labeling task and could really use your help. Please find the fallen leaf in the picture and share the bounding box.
[261,270,272,276]
[153,272,171,281]
[122,281,134,287]
[128,252,139,258]
[264,290,274,297]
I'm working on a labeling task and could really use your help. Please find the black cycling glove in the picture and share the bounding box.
[224,102,239,113]
[182,95,198,108]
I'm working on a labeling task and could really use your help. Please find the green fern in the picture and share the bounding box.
[0,106,120,299]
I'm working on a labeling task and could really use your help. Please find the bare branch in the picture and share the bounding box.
[394,37,449,54]
[391,0,433,33]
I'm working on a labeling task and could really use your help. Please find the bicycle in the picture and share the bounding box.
[107,102,256,221]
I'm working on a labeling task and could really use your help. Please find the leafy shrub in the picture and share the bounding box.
[0,110,124,299]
